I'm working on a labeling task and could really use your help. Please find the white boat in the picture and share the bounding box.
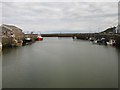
[93,40,98,44]
[0,42,2,51]
[107,39,116,46]
[23,37,32,45]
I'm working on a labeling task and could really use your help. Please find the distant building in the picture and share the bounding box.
[1,24,13,38]
[100,26,116,34]
[0,24,25,46]
[1,24,25,39]
[115,25,120,34]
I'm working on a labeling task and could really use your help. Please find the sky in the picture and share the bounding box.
[1,1,119,33]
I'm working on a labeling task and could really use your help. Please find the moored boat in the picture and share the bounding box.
[23,37,32,45]
[37,35,43,41]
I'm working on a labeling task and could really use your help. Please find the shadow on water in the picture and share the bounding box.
[2,47,18,55]
[2,44,34,55]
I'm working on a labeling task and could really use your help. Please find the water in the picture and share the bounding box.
[0,51,2,89]
[2,37,118,88]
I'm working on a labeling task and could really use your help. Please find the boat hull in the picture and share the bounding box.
[37,38,43,41]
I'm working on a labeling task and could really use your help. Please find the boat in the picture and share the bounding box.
[89,37,94,41]
[107,39,114,45]
[25,37,31,41]
[92,40,98,44]
[37,35,43,41]
[23,37,32,45]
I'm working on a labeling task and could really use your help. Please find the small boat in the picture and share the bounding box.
[92,40,98,44]
[89,37,94,41]
[107,39,114,45]
[23,37,32,45]
[37,35,43,41]
[25,37,31,41]
[0,42,2,51]
[72,36,77,39]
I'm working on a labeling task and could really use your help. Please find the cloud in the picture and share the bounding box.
[2,2,118,33]
[1,0,119,2]
[0,2,2,25]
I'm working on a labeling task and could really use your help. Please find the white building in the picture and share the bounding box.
[115,25,120,34]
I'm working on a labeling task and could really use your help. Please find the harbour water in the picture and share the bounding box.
[0,51,2,89]
[2,37,119,88]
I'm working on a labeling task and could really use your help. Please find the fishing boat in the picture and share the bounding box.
[37,35,43,41]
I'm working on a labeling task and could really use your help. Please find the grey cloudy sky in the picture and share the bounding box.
[1,2,118,33]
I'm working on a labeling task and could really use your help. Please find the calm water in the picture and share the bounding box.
[2,37,119,88]
[0,51,2,89]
